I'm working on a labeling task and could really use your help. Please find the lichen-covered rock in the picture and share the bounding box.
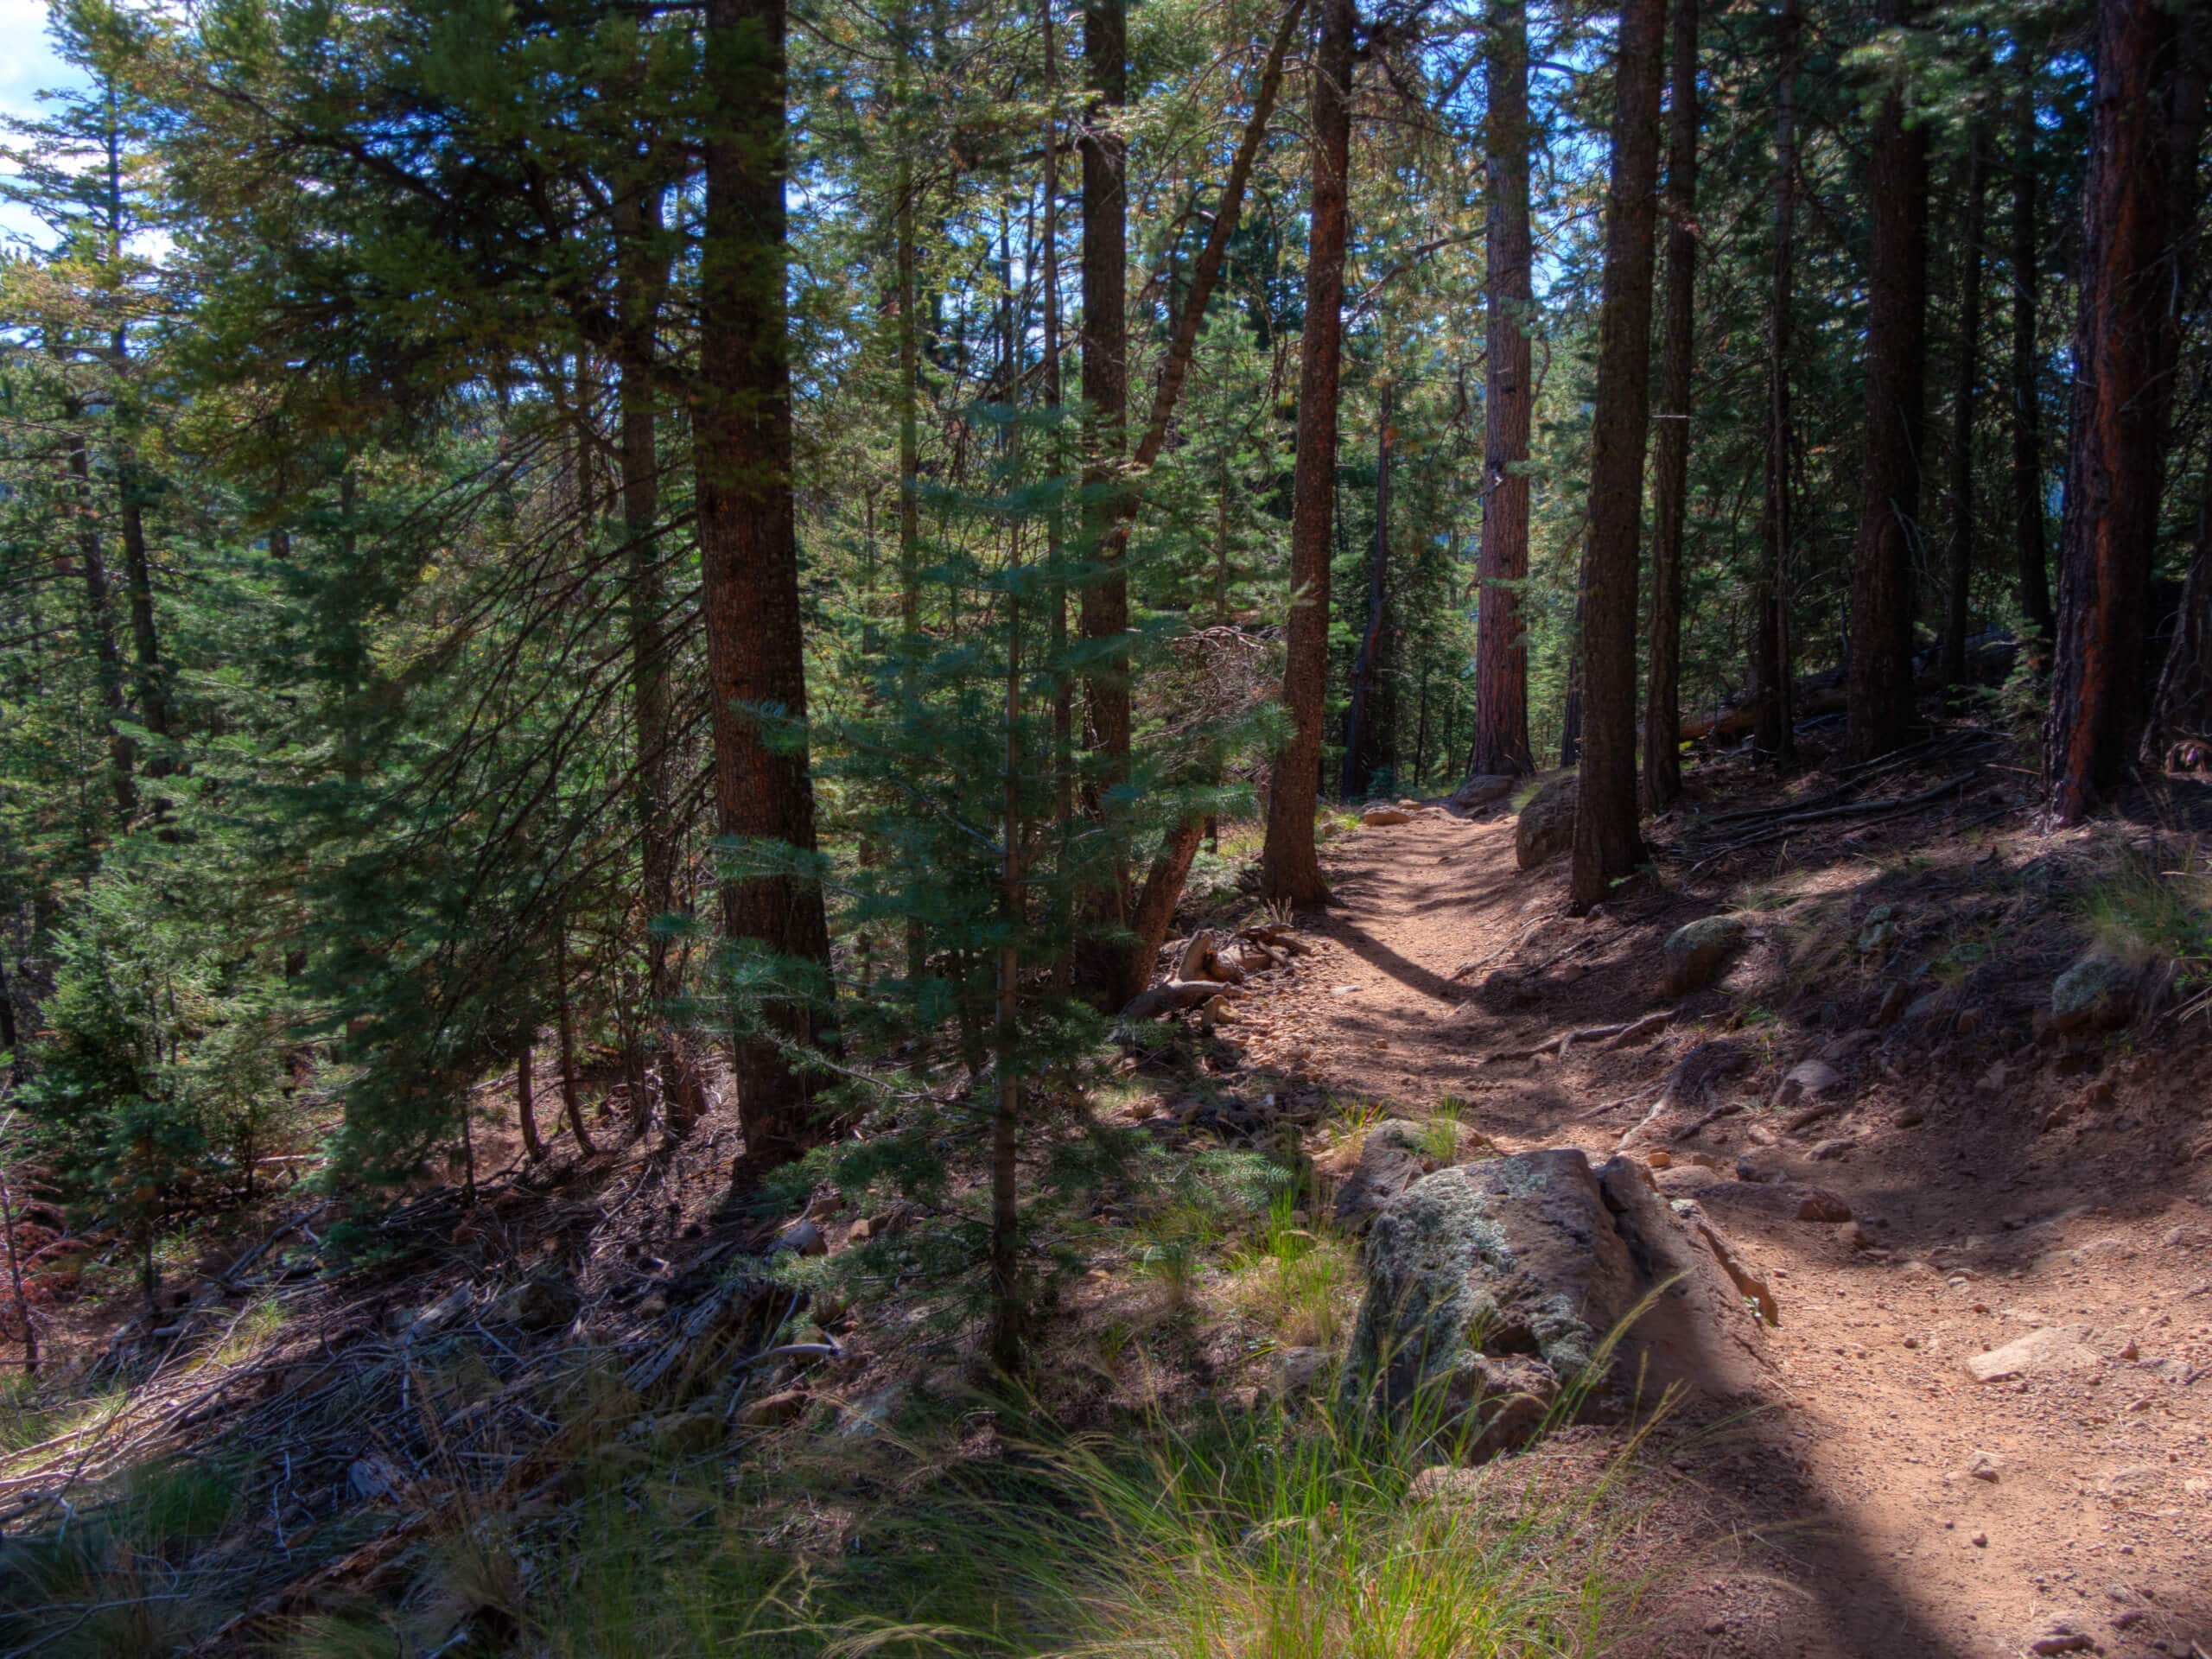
[1662,915,1749,996]
[1341,1149,1638,1421]
[1332,1118,1439,1233]
[2050,950,2140,1032]
[1856,904,1900,955]
[1449,772,1518,817]
[1514,778,1578,870]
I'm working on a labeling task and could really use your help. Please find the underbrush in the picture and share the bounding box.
[497,1397,1645,1658]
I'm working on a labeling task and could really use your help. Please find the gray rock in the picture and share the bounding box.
[1515,777,1578,870]
[1342,1149,1639,1421]
[1857,905,1900,955]
[1662,915,1750,996]
[1263,1345,1334,1402]
[1449,772,1519,816]
[1595,1159,1776,1395]
[1772,1058,1844,1109]
[1902,988,1956,1027]
[1332,1118,1439,1233]
[2050,950,2141,1032]
[1964,1325,2101,1382]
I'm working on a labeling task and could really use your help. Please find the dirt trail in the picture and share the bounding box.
[1235,808,2212,1659]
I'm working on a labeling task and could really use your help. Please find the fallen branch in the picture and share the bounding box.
[1671,1100,1745,1141]
[1690,772,1978,865]
[1120,979,1239,1020]
[1783,1096,1851,1134]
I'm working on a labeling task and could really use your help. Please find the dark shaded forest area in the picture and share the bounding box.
[0,0,2209,1651]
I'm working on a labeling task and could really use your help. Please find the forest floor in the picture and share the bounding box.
[1224,760,2212,1659]
[4,731,2211,1659]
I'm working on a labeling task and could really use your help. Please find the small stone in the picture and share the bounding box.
[1839,1221,1872,1250]
[1796,1188,1854,1224]
[1662,915,1751,996]
[773,1218,828,1258]
[1962,1450,2003,1483]
[2029,1637,2092,1656]
[1808,1138,1855,1161]
[1894,1104,1925,1128]
[1772,1058,1844,1109]
[1643,1150,1673,1170]
[2050,950,2140,1032]
[737,1388,811,1429]
[1964,1325,2101,1382]
[1857,906,1901,954]
[1971,1532,1987,1548]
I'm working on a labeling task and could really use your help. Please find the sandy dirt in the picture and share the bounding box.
[1226,805,2212,1659]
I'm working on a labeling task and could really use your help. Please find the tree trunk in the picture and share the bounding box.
[1077,0,1131,818]
[117,475,173,777]
[1844,0,1932,764]
[989,469,1026,1378]
[554,918,598,1156]
[613,182,690,1141]
[895,48,927,989]
[1568,0,1666,913]
[1643,0,1700,809]
[1942,117,1989,682]
[1342,378,1394,798]
[1559,592,1582,768]
[2142,493,2212,766]
[1751,0,1797,764]
[1041,7,1077,992]
[63,405,136,821]
[2046,0,2208,819]
[1258,0,1354,906]
[1084,0,1304,999]
[1467,0,1535,780]
[696,0,836,1176]
[516,1040,546,1163]
[2010,63,2054,644]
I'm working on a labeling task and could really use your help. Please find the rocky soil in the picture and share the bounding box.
[1217,790,2212,1659]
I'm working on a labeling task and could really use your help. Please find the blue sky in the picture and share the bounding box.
[1,0,75,247]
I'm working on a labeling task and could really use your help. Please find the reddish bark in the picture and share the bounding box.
[1569,0,1666,914]
[1845,0,1931,765]
[1942,119,1988,682]
[1643,0,1700,810]
[1750,0,1797,764]
[1343,378,1395,798]
[2010,65,2054,644]
[1258,0,1353,906]
[696,0,836,1174]
[1467,0,1535,781]
[2045,0,2206,820]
